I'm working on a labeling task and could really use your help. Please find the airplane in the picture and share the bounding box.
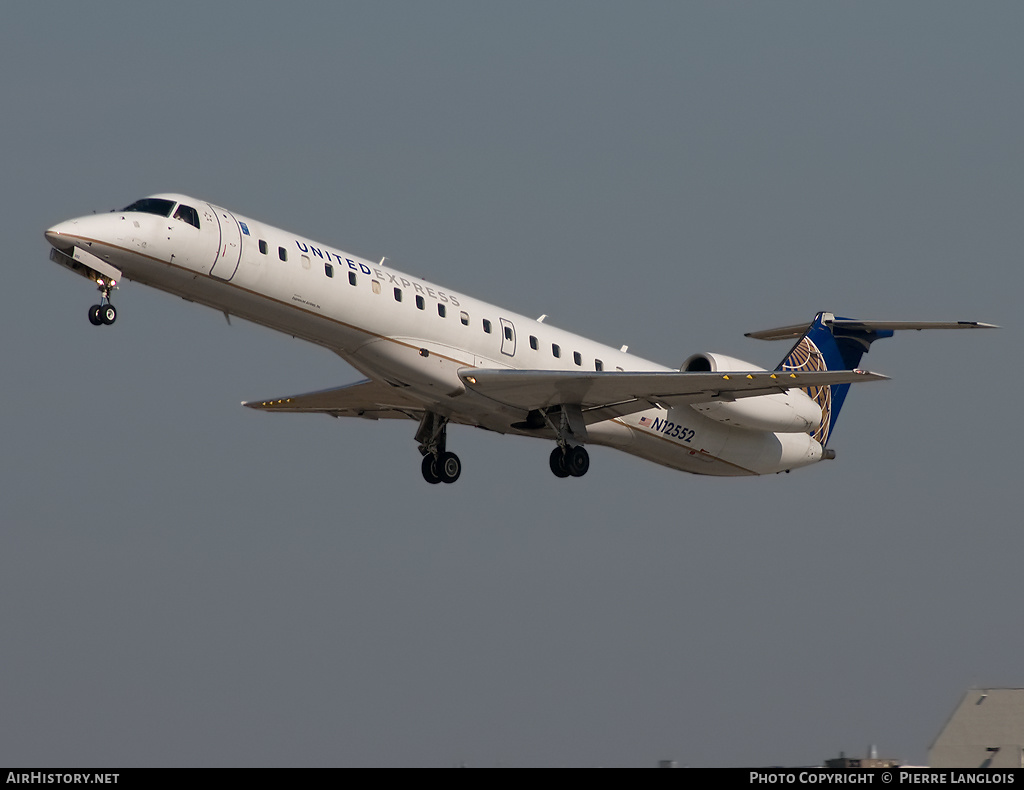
[44,194,995,484]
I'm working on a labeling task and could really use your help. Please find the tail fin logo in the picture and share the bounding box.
[780,337,832,444]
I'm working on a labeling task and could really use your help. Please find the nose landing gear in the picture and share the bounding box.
[88,303,116,325]
[88,278,118,326]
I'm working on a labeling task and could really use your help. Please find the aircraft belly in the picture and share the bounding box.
[621,428,754,476]
[585,420,634,448]
[350,337,485,402]
[616,407,823,476]
[717,429,822,474]
[112,249,192,294]
[86,240,160,284]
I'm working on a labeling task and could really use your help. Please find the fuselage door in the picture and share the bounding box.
[209,205,243,281]
[499,317,516,357]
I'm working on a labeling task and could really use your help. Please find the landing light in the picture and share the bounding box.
[465,376,477,385]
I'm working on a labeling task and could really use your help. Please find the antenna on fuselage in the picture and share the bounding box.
[379,257,387,267]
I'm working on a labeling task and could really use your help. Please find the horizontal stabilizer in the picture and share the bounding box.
[747,317,998,341]
[458,367,886,416]
[746,311,997,446]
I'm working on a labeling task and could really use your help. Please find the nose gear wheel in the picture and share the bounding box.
[88,278,118,326]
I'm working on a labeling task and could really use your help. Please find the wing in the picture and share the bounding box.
[458,368,887,423]
[243,379,427,421]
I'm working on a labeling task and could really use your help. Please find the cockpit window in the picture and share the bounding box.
[121,198,175,217]
[173,204,200,229]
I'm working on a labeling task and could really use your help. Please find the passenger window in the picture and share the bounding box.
[438,304,446,318]
[349,272,357,286]
[324,263,334,278]
[172,204,200,229]
[460,312,469,326]
[372,279,381,295]
[595,360,604,371]
[482,319,492,334]
[529,336,538,350]
[415,295,425,310]
[394,288,402,302]
[505,326,513,341]
[552,344,561,358]
[573,351,582,366]
[278,247,287,261]
[258,240,268,255]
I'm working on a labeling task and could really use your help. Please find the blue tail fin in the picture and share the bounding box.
[772,312,893,446]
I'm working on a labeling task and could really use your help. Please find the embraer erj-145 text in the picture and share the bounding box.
[44,195,995,484]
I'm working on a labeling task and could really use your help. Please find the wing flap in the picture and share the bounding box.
[458,368,887,414]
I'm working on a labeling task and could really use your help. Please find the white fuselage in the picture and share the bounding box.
[46,194,825,477]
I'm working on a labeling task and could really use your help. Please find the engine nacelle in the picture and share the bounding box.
[681,352,767,374]
[680,352,823,434]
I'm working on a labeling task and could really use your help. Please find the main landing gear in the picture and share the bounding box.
[87,277,118,326]
[416,412,461,485]
[543,404,590,479]
[421,452,462,485]
[549,445,590,478]
[413,407,591,484]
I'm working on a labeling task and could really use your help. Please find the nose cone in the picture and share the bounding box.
[45,220,77,250]
[45,213,123,253]
[44,215,125,285]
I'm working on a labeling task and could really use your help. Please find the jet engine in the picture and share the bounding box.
[680,353,823,434]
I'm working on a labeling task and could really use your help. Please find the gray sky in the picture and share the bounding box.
[2,2,1020,767]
